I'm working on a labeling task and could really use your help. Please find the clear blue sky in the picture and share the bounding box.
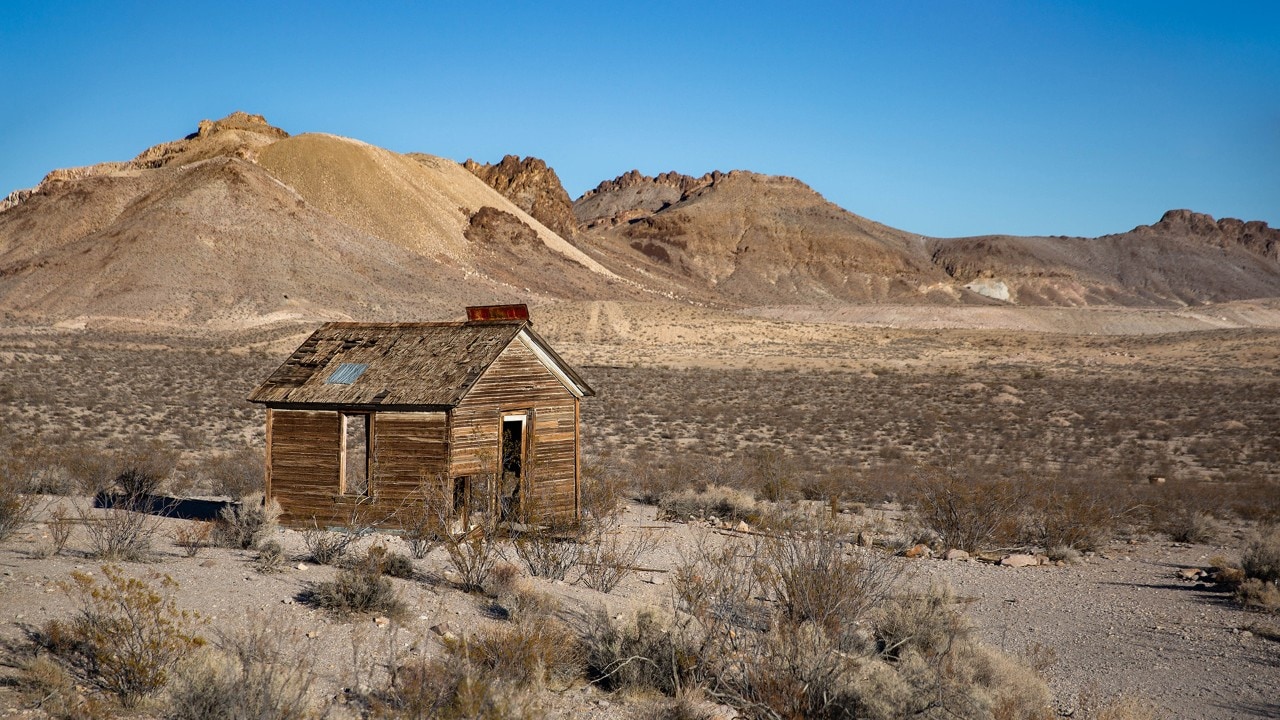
[2,1,1276,238]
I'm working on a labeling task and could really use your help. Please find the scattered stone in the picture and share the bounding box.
[297,563,308,571]
[856,531,875,547]
[200,560,216,567]
[1000,554,1039,568]
[282,598,294,605]
[597,700,611,709]
[944,548,970,561]
[735,520,750,533]
[1178,568,1204,581]
[306,631,319,639]
[904,544,931,559]
[374,616,390,627]
[430,622,452,637]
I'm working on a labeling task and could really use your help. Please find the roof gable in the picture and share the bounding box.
[248,321,593,408]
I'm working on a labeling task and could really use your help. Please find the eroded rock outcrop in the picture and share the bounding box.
[462,155,578,239]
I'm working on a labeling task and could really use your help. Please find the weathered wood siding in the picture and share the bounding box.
[450,338,580,524]
[371,412,449,502]
[267,410,341,526]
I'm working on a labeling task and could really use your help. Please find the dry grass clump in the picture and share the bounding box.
[658,484,758,523]
[377,656,536,720]
[213,493,280,550]
[38,566,204,708]
[167,620,315,720]
[255,539,287,573]
[171,521,213,558]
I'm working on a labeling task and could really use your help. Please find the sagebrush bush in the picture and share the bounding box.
[582,609,692,695]
[361,545,415,579]
[1235,579,1280,613]
[171,521,212,558]
[1241,525,1280,583]
[1160,509,1219,544]
[442,517,501,593]
[577,527,657,593]
[512,524,581,581]
[41,566,204,707]
[213,494,280,550]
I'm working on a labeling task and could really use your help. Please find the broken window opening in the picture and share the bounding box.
[342,413,369,496]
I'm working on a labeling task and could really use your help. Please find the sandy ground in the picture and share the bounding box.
[0,498,1276,719]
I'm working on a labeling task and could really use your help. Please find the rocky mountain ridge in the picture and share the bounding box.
[3,111,1279,330]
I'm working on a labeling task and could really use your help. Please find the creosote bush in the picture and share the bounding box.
[78,503,162,561]
[198,445,265,498]
[40,565,204,708]
[658,485,759,524]
[910,462,1026,553]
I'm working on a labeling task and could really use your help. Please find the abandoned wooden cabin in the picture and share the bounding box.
[247,305,594,529]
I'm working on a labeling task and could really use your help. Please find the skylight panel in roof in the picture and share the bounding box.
[326,363,368,385]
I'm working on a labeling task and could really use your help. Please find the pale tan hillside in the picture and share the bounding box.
[257,134,617,278]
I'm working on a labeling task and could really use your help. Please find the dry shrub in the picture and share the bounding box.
[1235,579,1280,613]
[0,440,71,494]
[741,448,799,502]
[666,531,1052,720]
[910,462,1026,553]
[1022,473,1131,551]
[577,527,657,593]
[166,619,315,720]
[580,455,626,528]
[582,608,692,695]
[301,502,381,565]
[15,653,113,720]
[460,619,583,689]
[308,561,404,618]
[380,656,535,720]
[171,521,212,558]
[77,503,162,561]
[40,566,204,707]
[757,524,898,636]
[255,540,287,574]
[1242,525,1280,583]
[512,498,582,581]
[0,484,38,542]
[47,506,75,556]
[1160,509,1220,544]
[213,493,280,550]
[395,479,451,560]
[442,516,502,593]
[658,484,758,523]
[197,445,265,498]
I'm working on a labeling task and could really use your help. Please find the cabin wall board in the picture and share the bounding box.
[450,341,580,523]
[267,409,341,525]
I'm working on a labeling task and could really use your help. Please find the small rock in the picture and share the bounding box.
[200,560,216,568]
[1000,554,1039,568]
[856,531,875,548]
[597,700,611,709]
[1241,630,1253,639]
[904,544,931,559]
[282,598,294,605]
[943,548,970,561]
[430,622,453,637]
[1177,568,1203,581]
[306,631,319,639]
[735,520,750,533]
[297,563,308,571]
[374,616,389,627]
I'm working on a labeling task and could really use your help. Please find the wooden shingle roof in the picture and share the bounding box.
[248,321,593,408]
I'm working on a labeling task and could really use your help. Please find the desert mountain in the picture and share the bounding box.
[0,113,634,330]
[570,170,975,304]
[3,113,1279,331]
[928,210,1280,306]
